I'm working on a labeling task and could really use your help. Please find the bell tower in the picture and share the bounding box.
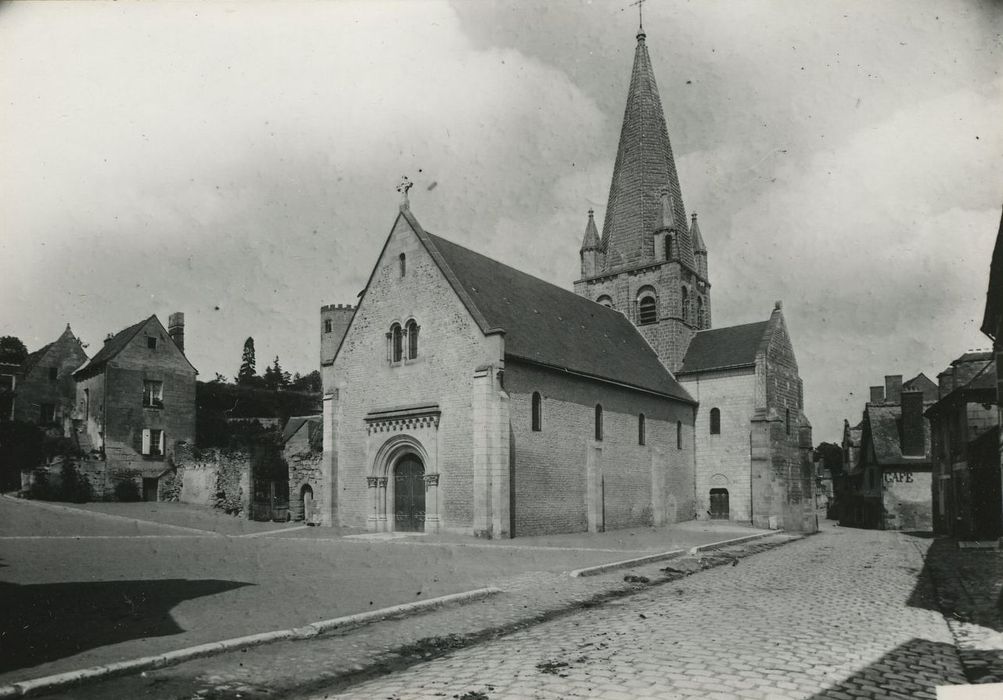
[572,26,710,373]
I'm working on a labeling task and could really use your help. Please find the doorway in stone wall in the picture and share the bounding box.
[709,488,730,519]
[393,454,425,532]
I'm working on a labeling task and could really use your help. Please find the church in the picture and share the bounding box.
[314,26,816,537]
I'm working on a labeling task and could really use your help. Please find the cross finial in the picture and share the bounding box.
[396,175,413,211]
[630,0,647,36]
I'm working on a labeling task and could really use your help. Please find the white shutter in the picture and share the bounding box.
[159,430,166,455]
[142,429,151,455]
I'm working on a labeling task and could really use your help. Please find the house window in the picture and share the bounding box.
[596,295,613,308]
[638,295,657,325]
[147,336,158,349]
[143,428,165,457]
[390,323,403,363]
[399,253,406,277]
[595,404,603,441]
[638,413,646,445]
[405,319,419,359]
[40,403,56,424]
[677,420,682,449]
[710,407,721,435]
[324,319,332,333]
[531,392,542,432]
[143,380,164,408]
[49,367,58,381]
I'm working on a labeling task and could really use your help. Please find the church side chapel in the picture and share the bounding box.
[317,21,815,537]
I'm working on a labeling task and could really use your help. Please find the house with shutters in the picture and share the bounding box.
[72,313,196,500]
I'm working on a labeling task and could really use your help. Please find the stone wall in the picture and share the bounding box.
[168,444,251,516]
[328,214,501,534]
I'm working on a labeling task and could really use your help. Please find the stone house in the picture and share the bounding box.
[926,352,999,539]
[321,201,698,538]
[10,325,89,431]
[72,313,196,500]
[675,304,815,531]
[841,374,937,530]
[570,28,814,532]
[283,414,322,523]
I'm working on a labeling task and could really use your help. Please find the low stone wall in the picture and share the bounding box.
[168,444,251,517]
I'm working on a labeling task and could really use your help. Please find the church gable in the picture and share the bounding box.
[758,302,803,414]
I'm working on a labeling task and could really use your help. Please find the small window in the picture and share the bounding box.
[147,336,158,349]
[710,407,721,435]
[681,287,689,322]
[697,297,705,328]
[785,408,791,435]
[143,380,164,408]
[595,404,603,441]
[638,413,645,445]
[48,367,58,381]
[531,392,542,432]
[324,319,332,333]
[390,323,403,363]
[665,235,674,260]
[399,253,406,277]
[596,295,613,308]
[143,428,165,457]
[40,403,56,424]
[677,420,682,449]
[638,296,657,325]
[405,319,419,360]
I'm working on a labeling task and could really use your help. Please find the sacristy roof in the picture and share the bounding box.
[676,321,770,375]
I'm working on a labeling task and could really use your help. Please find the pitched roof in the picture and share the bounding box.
[866,404,931,465]
[403,212,692,402]
[73,317,152,377]
[282,415,322,450]
[600,30,693,272]
[20,343,54,375]
[676,321,769,375]
[902,373,938,401]
[981,205,1003,339]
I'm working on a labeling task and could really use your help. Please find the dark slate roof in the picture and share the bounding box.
[73,317,152,377]
[867,404,931,465]
[412,220,692,402]
[981,206,1003,339]
[599,31,693,272]
[20,343,54,375]
[676,321,769,375]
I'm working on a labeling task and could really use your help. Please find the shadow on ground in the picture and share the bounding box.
[0,578,252,673]
[808,637,966,699]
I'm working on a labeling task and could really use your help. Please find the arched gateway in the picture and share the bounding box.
[365,428,441,533]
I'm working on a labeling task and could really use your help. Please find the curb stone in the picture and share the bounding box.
[569,530,780,577]
[0,587,502,698]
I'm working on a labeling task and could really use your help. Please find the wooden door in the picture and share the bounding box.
[709,488,730,519]
[394,456,425,532]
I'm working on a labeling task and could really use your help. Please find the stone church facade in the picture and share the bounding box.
[317,25,814,537]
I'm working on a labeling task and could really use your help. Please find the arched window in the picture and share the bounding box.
[676,420,682,449]
[595,404,603,441]
[697,297,705,328]
[710,407,721,435]
[638,295,657,325]
[681,287,689,322]
[596,295,613,308]
[391,323,403,363]
[399,253,406,277]
[638,413,646,445]
[665,235,674,261]
[405,319,419,359]
[531,392,542,432]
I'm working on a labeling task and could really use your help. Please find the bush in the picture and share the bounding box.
[60,462,93,503]
[28,469,53,500]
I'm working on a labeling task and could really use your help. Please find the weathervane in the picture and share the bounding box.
[630,0,647,32]
[397,175,413,211]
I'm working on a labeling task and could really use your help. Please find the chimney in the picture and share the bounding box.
[168,312,185,354]
[869,386,884,404]
[901,389,925,457]
[884,375,903,404]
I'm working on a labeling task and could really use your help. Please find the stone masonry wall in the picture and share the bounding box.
[680,367,756,521]
[170,444,251,516]
[506,360,696,536]
[329,214,501,533]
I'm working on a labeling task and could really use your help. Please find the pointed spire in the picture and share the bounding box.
[600,29,693,271]
[580,208,601,251]
[690,212,706,253]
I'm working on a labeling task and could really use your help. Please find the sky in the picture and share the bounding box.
[2,0,1001,443]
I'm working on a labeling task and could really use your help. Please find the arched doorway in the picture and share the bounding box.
[709,488,730,519]
[393,454,426,532]
[300,484,314,523]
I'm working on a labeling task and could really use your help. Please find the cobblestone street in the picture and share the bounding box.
[312,526,971,700]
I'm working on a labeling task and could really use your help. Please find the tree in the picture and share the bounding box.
[264,356,290,391]
[0,336,28,365]
[290,370,322,394]
[814,442,843,475]
[237,337,256,385]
